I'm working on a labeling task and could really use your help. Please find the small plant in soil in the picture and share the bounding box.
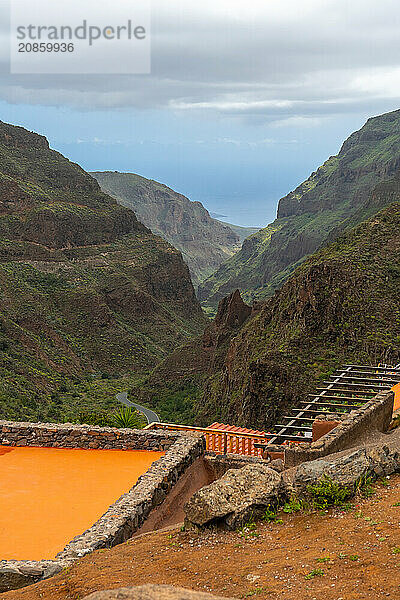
[307,476,353,509]
[242,588,265,598]
[242,588,266,598]
[355,474,376,498]
[316,556,331,563]
[262,505,282,523]
[282,497,306,513]
[305,568,324,579]
[238,517,260,539]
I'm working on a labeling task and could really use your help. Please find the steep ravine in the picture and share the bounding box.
[199,108,400,307]
[0,121,206,423]
[197,199,400,429]
[91,171,241,288]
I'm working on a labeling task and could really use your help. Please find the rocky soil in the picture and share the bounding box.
[83,584,235,599]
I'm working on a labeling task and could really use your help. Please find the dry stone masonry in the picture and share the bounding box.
[0,421,177,451]
[0,421,205,593]
[284,390,394,467]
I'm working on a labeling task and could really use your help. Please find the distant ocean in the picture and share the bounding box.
[201,197,273,228]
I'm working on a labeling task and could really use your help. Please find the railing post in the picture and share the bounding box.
[223,433,227,454]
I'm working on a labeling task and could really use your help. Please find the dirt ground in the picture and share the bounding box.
[5,475,400,600]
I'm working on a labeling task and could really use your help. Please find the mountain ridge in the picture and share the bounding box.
[0,121,206,423]
[91,171,243,288]
[199,108,400,307]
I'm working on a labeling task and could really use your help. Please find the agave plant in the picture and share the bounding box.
[111,406,145,429]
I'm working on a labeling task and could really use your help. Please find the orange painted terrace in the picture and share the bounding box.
[0,446,163,561]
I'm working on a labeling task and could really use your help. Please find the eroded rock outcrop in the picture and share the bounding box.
[203,289,251,351]
[199,108,400,307]
[91,171,241,288]
[288,445,400,495]
[184,463,284,529]
[197,201,400,429]
[185,433,400,530]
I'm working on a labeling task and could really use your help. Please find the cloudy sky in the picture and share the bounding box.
[1,0,400,225]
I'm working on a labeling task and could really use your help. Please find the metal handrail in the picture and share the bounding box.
[144,422,269,440]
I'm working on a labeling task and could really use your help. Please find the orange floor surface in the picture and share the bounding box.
[393,382,400,412]
[0,445,163,561]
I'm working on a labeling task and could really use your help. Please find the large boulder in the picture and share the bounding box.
[83,584,236,599]
[290,445,400,495]
[366,444,400,477]
[184,463,284,529]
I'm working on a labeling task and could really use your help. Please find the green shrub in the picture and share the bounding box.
[77,405,146,429]
[77,410,111,427]
[262,505,282,522]
[305,568,324,579]
[282,497,306,513]
[307,476,353,509]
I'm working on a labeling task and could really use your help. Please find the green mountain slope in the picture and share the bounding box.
[199,108,400,307]
[0,122,206,422]
[91,171,241,288]
[216,221,260,243]
[140,170,400,428]
[197,197,400,429]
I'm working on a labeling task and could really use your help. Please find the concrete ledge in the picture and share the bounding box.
[284,391,394,468]
[0,422,205,592]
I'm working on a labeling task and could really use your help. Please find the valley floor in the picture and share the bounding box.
[5,475,400,600]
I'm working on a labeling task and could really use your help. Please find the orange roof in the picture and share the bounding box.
[208,422,270,436]
[207,422,299,446]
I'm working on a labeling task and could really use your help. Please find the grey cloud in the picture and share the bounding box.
[1,0,400,120]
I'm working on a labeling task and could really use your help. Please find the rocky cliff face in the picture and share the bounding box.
[134,289,253,425]
[91,172,241,288]
[199,108,400,307]
[0,121,206,422]
[197,196,400,429]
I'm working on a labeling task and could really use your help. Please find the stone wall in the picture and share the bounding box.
[0,421,176,451]
[284,390,394,467]
[205,453,264,479]
[0,422,205,593]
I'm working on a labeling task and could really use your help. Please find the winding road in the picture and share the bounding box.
[116,392,160,425]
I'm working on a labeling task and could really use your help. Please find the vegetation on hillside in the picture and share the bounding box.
[199,108,400,308]
[0,121,206,423]
[197,199,400,428]
[92,171,241,288]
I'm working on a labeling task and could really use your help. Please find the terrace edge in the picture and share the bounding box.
[0,421,205,593]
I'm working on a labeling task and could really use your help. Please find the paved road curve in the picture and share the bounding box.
[116,392,160,425]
